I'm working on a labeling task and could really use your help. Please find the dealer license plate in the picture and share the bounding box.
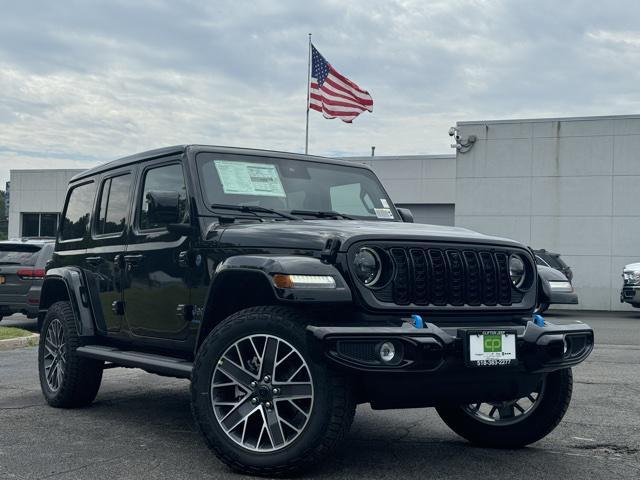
[467,330,517,367]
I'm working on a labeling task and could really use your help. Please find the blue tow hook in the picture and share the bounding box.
[412,314,424,328]
[533,314,545,327]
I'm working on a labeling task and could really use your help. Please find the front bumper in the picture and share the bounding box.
[620,286,640,305]
[308,318,593,374]
[308,318,594,409]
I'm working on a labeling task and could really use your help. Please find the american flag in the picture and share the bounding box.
[309,44,373,123]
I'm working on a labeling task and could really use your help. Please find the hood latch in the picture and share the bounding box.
[320,237,341,265]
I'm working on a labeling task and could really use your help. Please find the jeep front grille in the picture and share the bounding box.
[371,246,522,307]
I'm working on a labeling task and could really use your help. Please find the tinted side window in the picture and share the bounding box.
[139,163,188,230]
[96,174,132,235]
[61,182,95,241]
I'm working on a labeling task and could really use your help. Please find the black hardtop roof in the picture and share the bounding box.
[70,145,372,183]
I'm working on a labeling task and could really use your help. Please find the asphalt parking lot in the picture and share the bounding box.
[1,311,639,479]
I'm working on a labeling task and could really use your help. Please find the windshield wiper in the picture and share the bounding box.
[210,204,300,221]
[289,209,353,220]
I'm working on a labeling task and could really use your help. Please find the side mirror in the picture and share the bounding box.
[145,191,181,226]
[397,207,414,223]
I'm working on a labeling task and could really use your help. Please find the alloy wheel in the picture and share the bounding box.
[461,379,546,426]
[211,334,314,452]
[43,318,66,392]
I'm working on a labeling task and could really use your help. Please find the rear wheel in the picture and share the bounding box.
[191,306,355,476]
[38,301,103,408]
[436,369,573,448]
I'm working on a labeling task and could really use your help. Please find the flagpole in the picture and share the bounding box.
[305,33,312,155]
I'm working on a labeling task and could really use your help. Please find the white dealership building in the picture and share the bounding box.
[6,114,640,311]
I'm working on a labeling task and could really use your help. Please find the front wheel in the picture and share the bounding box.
[436,368,573,448]
[38,301,103,408]
[191,306,355,476]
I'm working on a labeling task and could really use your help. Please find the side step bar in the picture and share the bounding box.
[76,345,193,379]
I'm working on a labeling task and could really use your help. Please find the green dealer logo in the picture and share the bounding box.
[483,335,502,352]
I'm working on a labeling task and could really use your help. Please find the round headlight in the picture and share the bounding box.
[353,247,381,286]
[509,254,526,288]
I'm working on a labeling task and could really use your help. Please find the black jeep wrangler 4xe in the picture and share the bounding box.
[38,145,594,476]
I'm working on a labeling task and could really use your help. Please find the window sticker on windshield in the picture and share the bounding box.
[214,160,286,197]
[374,208,394,219]
[380,198,389,208]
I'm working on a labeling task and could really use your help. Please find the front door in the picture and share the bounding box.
[122,159,193,342]
[83,169,135,333]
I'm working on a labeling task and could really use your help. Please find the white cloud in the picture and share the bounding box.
[1,0,640,187]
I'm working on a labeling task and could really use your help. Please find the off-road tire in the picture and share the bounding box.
[436,368,573,448]
[191,306,356,476]
[38,301,103,408]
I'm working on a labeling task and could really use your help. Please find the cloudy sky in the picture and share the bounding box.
[1,0,639,186]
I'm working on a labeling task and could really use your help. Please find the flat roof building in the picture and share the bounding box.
[8,169,84,239]
[7,113,640,310]
[452,114,640,311]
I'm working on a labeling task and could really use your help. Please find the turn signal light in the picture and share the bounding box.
[272,274,336,289]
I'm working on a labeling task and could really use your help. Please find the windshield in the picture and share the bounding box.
[196,153,399,221]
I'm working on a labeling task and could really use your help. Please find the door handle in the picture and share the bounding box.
[85,256,105,266]
[123,254,145,268]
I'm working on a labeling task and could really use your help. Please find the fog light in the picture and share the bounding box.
[563,337,571,356]
[378,342,396,363]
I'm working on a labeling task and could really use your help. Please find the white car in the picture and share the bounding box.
[621,262,640,308]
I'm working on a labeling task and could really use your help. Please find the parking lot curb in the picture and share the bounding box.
[0,333,39,351]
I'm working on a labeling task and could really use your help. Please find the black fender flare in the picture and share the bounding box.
[537,274,552,306]
[40,267,98,337]
[195,255,352,351]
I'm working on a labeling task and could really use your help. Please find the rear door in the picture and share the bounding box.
[84,168,135,333]
[122,158,193,343]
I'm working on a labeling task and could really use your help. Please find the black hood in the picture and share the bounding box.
[216,220,526,251]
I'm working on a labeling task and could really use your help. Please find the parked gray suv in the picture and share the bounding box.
[621,262,640,307]
[0,239,54,324]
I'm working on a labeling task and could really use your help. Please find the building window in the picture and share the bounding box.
[21,213,60,238]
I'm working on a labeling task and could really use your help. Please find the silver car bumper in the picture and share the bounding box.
[620,285,640,306]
